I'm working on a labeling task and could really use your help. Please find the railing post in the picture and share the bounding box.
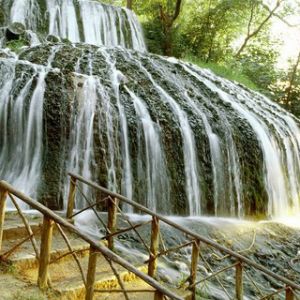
[148,216,160,277]
[0,187,8,252]
[86,246,98,300]
[236,262,243,300]
[154,290,164,300]
[107,197,118,251]
[38,216,54,289]
[190,239,200,300]
[286,287,294,300]
[66,177,77,219]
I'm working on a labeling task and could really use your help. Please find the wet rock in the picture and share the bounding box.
[6,22,26,40]
[46,35,61,43]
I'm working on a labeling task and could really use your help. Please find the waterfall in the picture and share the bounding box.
[124,52,201,215]
[1,0,300,218]
[0,60,45,206]
[158,57,228,216]
[47,0,80,42]
[10,0,40,30]
[185,66,291,217]
[6,0,146,52]
[100,49,134,208]
[125,86,170,213]
[79,1,146,50]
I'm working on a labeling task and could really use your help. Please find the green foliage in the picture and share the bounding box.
[287,78,300,116]
[180,0,248,61]
[6,38,28,53]
[141,18,165,55]
[232,33,282,95]
[271,59,300,118]
[185,55,259,91]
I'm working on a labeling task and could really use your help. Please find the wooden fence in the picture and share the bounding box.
[65,172,300,300]
[1,172,300,300]
[0,180,183,300]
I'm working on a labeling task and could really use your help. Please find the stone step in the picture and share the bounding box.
[1,211,89,266]
[1,225,89,264]
[1,218,158,299]
[12,247,159,299]
[1,214,191,300]
[2,211,42,240]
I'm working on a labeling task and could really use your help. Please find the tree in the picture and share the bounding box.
[159,0,183,56]
[180,0,257,62]
[236,35,281,94]
[235,0,283,57]
[281,49,300,112]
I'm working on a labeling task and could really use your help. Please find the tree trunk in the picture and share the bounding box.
[284,50,300,109]
[127,0,133,10]
[163,24,173,56]
[159,0,182,57]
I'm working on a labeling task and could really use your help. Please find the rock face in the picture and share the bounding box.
[0,0,300,217]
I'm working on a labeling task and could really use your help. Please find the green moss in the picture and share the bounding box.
[0,8,6,26]
[0,260,17,275]
[6,38,28,53]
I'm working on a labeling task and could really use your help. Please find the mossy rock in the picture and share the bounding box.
[7,22,26,36]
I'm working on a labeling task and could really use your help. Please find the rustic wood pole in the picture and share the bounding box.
[107,197,118,251]
[286,287,294,300]
[148,216,160,277]
[9,194,39,258]
[86,246,98,300]
[236,262,243,300]
[66,177,77,219]
[56,223,87,286]
[154,290,164,300]
[0,187,7,252]
[37,216,54,289]
[190,239,200,300]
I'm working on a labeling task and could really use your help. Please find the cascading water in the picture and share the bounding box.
[47,0,80,43]
[0,0,300,218]
[10,0,40,30]
[67,74,98,208]
[101,49,134,206]
[186,66,291,216]
[0,50,57,207]
[122,52,201,215]
[125,86,170,212]
[2,0,146,51]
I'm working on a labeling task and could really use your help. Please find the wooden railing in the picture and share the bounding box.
[65,172,300,300]
[0,180,183,300]
[1,173,300,300]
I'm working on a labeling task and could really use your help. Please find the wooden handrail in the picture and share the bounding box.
[0,180,183,300]
[101,220,152,240]
[0,186,7,251]
[190,262,239,288]
[67,172,300,293]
